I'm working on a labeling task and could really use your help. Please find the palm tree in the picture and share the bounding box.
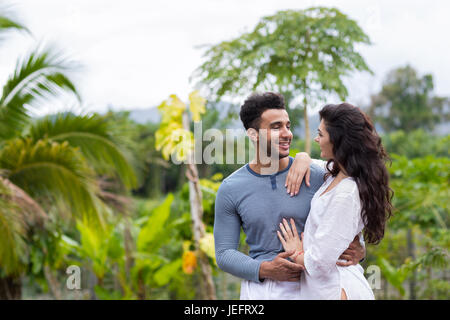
[0,8,137,299]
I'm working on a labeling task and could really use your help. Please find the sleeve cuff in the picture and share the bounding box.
[254,260,265,283]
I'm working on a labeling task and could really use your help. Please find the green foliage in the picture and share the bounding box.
[0,8,30,39]
[28,112,137,189]
[2,4,448,301]
[0,180,27,275]
[368,65,449,132]
[377,257,409,297]
[153,259,182,286]
[388,155,449,229]
[75,220,111,281]
[368,154,449,299]
[137,193,174,252]
[0,44,80,140]
[0,138,105,224]
[193,7,371,126]
[155,91,206,162]
[0,7,113,281]
[382,129,449,158]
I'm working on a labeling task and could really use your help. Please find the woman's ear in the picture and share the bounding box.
[247,128,258,142]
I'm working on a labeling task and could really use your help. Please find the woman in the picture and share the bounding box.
[277,103,393,300]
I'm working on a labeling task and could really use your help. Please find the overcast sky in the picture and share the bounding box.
[1,0,449,116]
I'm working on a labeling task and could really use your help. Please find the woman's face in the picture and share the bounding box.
[314,119,333,160]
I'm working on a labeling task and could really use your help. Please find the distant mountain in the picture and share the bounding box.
[127,107,160,124]
[123,104,449,136]
[126,101,237,125]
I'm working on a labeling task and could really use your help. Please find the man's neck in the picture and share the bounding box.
[249,155,290,175]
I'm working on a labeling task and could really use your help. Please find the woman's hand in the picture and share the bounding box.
[285,152,312,197]
[277,218,303,260]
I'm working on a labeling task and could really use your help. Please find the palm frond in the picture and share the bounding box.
[0,44,80,139]
[0,138,104,225]
[0,7,30,37]
[28,112,137,189]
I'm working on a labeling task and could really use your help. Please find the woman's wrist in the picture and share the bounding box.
[290,250,304,261]
[292,250,305,266]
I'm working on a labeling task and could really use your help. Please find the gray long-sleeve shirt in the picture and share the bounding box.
[213,157,325,283]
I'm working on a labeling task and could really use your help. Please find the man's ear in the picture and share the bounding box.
[247,128,258,142]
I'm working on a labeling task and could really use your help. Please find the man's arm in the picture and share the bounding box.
[336,233,366,266]
[214,180,304,282]
[214,180,262,282]
[259,252,304,282]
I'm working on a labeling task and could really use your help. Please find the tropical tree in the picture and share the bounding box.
[155,91,217,299]
[0,8,136,299]
[367,65,450,133]
[365,155,449,299]
[192,7,372,153]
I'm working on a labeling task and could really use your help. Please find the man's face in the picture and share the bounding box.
[257,109,293,159]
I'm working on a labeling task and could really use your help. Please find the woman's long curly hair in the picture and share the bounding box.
[319,103,393,245]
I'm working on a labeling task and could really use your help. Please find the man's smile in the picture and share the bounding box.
[278,140,291,151]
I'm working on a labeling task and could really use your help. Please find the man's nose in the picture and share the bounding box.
[280,125,292,139]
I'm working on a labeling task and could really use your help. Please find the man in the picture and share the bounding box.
[213,92,364,300]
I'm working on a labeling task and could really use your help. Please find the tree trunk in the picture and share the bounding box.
[137,270,147,300]
[44,265,62,299]
[183,112,217,300]
[303,28,312,155]
[407,228,416,300]
[303,94,311,155]
[0,275,22,299]
[123,211,134,284]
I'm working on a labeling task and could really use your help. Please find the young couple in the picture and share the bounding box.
[213,92,393,300]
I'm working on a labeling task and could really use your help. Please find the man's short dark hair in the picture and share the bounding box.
[239,92,286,130]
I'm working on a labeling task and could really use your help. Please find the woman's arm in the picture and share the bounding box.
[285,152,327,196]
[285,152,311,197]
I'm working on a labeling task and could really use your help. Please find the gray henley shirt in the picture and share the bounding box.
[213,156,325,283]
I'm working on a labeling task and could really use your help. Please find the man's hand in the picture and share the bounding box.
[259,251,305,282]
[337,235,366,267]
[285,152,312,197]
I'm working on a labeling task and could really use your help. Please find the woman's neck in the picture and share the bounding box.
[336,170,349,179]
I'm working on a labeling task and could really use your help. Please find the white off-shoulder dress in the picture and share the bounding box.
[299,174,375,300]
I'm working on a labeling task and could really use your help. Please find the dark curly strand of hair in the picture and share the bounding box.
[319,103,394,244]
